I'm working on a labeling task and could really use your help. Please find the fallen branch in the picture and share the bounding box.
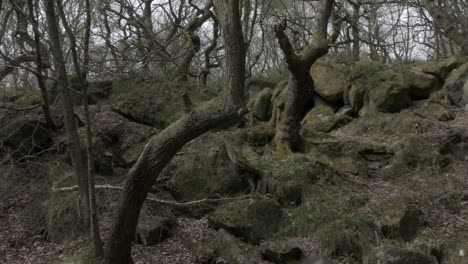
[0,102,42,111]
[52,184,260,207]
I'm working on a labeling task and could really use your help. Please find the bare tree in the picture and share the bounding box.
[422,0,468,55]
[272,0,337,155]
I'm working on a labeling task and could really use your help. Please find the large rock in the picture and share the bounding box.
[260,241,302,264]
[301,105,352,135]
[406,67,442,99]
[135,215,174,246]
[208,198,282,243]
[348,61,412,115]
[0,116,52,156]
[166,134,250,202]
[251,87,273,121]
[311,62,348,102]
[416,55,468,79]
[374,246,438,264]
[398,205,424,242]
[363,81,411,114]
[444,62,468,108]
[200,229,257,264]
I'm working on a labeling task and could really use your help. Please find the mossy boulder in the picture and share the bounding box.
[348,61,412,115]
[364,81,411,114]
[373,246,438,264]
[260,241,302,264]
[208,198,282,243]
[311,61,348,102]
[135,215,174,246]
[166,135,250,202]
[319,217,377,261]
[200,229,257,264]
[0,116,52,156]
[251,87,273,121]
[421,103,454,122]
[301,105,353,135]
[405,67,442,99]
[416,55,468,79]
[444,62,468,108]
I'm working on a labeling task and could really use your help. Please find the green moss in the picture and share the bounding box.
[319,217,377,260]
[42,192,86,243]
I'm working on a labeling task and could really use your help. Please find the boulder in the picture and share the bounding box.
[406,67,442,99]
[363,81,411,114]
[251,87,273,121]
[166,135,250,202]
[200,229,257,264]
[374,246,438,264]
[398,205,424,242]
[260,241,302,264]
[207,198,282,243]
[301,105,353,135]
[444,62,468,108]
[311,61,348,102]
[421,103,454,122]
[348,61,412,115]
[0,116,52,156]
[135,215,174,246]
[414,55,468,79]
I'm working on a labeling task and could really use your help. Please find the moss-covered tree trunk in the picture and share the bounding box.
[104,1,246,263]
[273,0,335,156]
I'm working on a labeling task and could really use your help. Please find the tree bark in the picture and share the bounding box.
[104,1,246,263]
[273,0,335,156]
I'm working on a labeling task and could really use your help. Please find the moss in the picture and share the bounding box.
[311,61,348,101]
[319,217,377,261]
[42,192,86,243]
[301,105,353,135]
[444,62,468,107]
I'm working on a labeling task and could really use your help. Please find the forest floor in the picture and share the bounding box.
[1,100,468,264]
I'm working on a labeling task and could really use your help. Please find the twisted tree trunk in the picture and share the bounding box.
[273,0,335,156]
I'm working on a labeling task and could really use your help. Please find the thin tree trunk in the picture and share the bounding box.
[104,1,246,263]
[27,0,55,130]
[44,0,90,225]
[56,0,104,256]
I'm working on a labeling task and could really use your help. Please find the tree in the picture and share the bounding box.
[103,0,246,262]
[422,0,468,55]
[44,0,90,229]
[272,0,338,155]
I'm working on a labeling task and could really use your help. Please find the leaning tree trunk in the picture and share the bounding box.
[272,0,335,156]
[104,1,246,263]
